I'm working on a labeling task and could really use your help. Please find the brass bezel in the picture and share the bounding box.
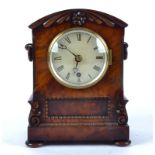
[48,27,111,89]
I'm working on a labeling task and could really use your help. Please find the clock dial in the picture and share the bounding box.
[48,28,110,89]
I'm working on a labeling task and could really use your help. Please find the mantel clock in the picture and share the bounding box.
[25,9,130,147]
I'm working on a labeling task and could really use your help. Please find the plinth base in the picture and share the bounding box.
[26,125,130,147]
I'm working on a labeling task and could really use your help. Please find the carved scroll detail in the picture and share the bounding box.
[116,90,128,125]
[28,92,43,127]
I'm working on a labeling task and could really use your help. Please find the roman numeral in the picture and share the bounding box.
[64,36,71,44]
[54,56,62,60]
[65,72,70,80]
[96,56,103,59]
[94,46,98,50]
[77,77,81,82]
[77,33,81,41]
[93,65,101,72]
[57,65,64,72]
[88,74,92,79]
[87,36,91,43]
[58,43,66,49]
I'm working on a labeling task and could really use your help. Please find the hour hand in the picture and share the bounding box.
[73,67,78,73]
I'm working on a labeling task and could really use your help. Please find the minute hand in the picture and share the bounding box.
[65,48,77,57]
[59,44,77,57]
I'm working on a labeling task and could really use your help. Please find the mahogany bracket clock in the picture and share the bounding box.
[25,9,130,147]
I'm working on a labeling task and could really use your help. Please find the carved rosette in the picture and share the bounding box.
[116,90,128,125]
[72,11,87,26]
[28,92,44,127]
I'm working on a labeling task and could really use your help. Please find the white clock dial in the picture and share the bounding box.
[48,28,110,89]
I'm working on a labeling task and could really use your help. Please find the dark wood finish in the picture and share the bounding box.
[29,9,127,29]
[115,140,131,147]
[25,43,34,61]
[123,42,128,60]
[27,125,130,147]
[26,9,130,147]
[47,97,109,116]
[25,140,44,148]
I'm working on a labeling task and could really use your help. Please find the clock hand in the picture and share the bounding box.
[73,55,82,73]
[59,44,82,72]
[65,47,77,57]
[75,55,82,63]
[58,43,77,57]
[73,61,79,73]
[66,49,77,57]
[75,55,82,67]
[73,67,78,73]
[64,47,82,73]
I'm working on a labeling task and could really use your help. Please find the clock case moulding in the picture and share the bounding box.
[25,9,130,147]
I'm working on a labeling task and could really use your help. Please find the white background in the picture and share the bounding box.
[0,0,154,154]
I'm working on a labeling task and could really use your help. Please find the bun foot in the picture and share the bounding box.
[114,140,131,146]
[26,140,44,148]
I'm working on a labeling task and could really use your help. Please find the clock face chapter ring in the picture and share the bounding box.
[48,27,110,89]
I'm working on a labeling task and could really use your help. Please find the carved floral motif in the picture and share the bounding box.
[72,11,87,26]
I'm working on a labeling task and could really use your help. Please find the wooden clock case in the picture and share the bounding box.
[25,9,130,147]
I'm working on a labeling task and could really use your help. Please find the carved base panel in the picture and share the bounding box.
[26,125,130,147]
